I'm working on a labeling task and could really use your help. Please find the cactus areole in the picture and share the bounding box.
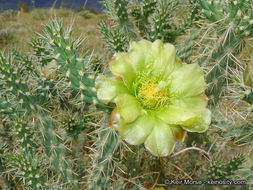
[95,39,211,157]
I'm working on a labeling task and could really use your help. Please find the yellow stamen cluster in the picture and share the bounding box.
[134,73,171,110]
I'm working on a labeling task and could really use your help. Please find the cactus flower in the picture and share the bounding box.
[95,39,211,157]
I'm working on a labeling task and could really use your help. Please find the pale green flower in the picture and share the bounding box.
[96,39,211,157]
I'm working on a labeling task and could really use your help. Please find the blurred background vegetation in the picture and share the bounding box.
[0,7,106,54]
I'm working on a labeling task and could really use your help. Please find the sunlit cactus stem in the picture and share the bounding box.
[42,116,79,189]
[87,126,119,190]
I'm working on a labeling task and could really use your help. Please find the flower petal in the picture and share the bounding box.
[109,53,136,87]
[129,40,177,79]
[170,126,186,142]
[115,93,143,123]
[95,75,130,103]
[144,118,175,157]
[129,40,153,72]
[180,94,208,111]
[170,63,206,97]
[157,103,198,126]
[182,108,211,133]
[157,95,208,127]
[117,114,154,145]
[109,108,121,128]
[149,40,176,77]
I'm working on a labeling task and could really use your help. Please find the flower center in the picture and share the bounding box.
[134,73,172,110]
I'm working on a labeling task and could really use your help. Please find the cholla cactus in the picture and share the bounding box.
[99,0,191,54]
[207,154,245,180]
[96,39,211,156]
[198,0,253,37]
[191,0,253,104]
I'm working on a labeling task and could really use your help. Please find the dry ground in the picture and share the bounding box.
[0,8,106,55]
